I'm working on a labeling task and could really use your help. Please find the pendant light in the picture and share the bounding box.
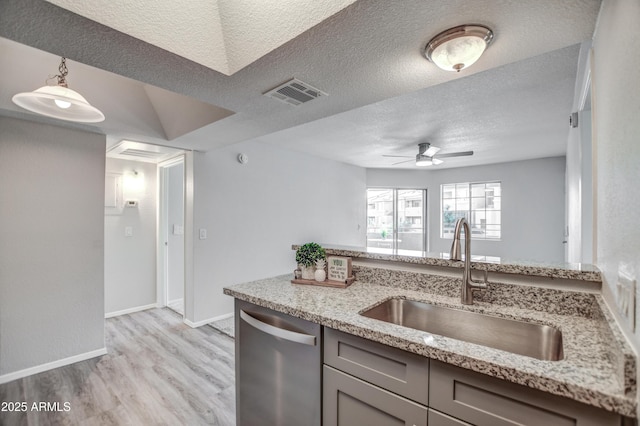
[425,25,494,72]
[12,57,105,123]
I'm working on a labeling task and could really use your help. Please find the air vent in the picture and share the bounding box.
[263,78,327,106]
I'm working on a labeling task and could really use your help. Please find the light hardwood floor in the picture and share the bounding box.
[0,309,235,425]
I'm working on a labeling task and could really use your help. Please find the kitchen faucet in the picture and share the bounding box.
[450,218,488,305]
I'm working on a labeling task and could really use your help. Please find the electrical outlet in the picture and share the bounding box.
[616,263,636,332]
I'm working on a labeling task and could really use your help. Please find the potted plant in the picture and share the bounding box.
[296,242,326,280]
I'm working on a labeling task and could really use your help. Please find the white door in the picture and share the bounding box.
[159,157,185,315]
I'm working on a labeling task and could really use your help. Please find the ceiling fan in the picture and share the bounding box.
[383,142,473,167]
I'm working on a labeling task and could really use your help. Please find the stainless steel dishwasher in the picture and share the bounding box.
[235,299,321,426]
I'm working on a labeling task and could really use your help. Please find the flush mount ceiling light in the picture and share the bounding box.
[424,25,494,72]
[12,57,105,123]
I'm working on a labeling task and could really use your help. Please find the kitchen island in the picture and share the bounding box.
[224,249,636,422]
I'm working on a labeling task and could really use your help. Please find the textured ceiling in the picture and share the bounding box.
[0,0,602,169]
[45,0,358,75]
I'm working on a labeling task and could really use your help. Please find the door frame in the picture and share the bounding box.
[157,155,186,312]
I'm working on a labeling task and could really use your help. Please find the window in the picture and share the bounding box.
[441,181,501,240]
[367,188,426,251]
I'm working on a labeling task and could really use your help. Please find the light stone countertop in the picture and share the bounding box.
[224,274,636,417]
[297,244,603,282]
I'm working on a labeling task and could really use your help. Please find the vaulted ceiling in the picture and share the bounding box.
[0,0,602,169]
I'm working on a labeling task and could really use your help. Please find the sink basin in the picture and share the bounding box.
[360,298,563,361]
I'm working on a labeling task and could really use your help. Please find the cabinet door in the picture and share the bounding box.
[428,409,472,426]
[430,360,621,426]
[323,365,428,426]
[324,328,429,405]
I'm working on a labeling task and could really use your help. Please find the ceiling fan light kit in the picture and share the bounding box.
[416,155,443,167]
[383,142,474,167]
[12,57,105,123]
[425,24,494,72]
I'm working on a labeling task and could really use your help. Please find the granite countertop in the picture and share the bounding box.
[224,274,636,417]
[295,244,602,282]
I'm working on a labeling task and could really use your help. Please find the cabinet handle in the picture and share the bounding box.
[240,310,316,346]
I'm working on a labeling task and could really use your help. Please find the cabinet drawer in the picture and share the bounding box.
[430,360,621,426]
[324,328,429,405]
[428,409,472,426]
[323,365,428,426]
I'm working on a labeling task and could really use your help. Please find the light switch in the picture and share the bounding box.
[199,228,207,240]
[125,226,133,237]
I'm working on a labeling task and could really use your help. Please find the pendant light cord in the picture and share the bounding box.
[48,57,69,88]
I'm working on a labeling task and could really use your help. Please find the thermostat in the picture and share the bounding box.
[125,200,138,207]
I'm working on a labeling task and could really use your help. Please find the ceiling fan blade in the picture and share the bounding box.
[436,150,474,158]
[391,158,414,165]
[382,154,413,158]
[424,146,440,157]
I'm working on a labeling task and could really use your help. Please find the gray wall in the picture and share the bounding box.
[367,157,566,262]
[0,116,105,379]
[104,157,158,315]
[188,140,367,323]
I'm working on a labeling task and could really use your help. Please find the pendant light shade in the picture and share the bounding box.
[12,58,105,123]
[425,25,494,72]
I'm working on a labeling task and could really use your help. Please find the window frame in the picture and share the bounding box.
[440,181,502,241]
[366,188,427,251]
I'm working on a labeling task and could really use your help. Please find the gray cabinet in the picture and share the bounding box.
[323,365,428,426]
[430,360,621,426]
[323,329,624,426]
[324,327,429,405]
[428,409,472,426]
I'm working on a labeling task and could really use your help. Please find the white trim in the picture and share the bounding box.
[105,303,158,318]
[157,154,186,169]
[0,347,107,384]
[184,312,233,328]
[184,152,195,322]
[157,154,186,314]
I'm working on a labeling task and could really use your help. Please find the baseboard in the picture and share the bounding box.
[105,303,159,318]
[184,312,233,328]
[0,347,107,385]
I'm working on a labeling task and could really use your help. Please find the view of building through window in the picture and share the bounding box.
[441,181,501,240]
[366,188,426,251]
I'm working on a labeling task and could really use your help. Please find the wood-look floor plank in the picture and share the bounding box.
[0,308,236,426]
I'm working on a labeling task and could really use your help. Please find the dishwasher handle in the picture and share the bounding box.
[240,310,317,346]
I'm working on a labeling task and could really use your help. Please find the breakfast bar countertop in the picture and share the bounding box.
[296,244,603,282]
[224,274,636,417]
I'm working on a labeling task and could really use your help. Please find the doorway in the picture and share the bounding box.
[158,156,185,315]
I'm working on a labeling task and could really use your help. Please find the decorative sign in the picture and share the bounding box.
[327,256,352,282]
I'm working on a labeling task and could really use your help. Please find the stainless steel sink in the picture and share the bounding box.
[360,298,563,361]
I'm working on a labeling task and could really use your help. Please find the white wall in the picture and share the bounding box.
[104,158,158,315]
[592,0,640,355]
[0,116,105,380]
[188,141,367,323]
[367,157,566,262]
